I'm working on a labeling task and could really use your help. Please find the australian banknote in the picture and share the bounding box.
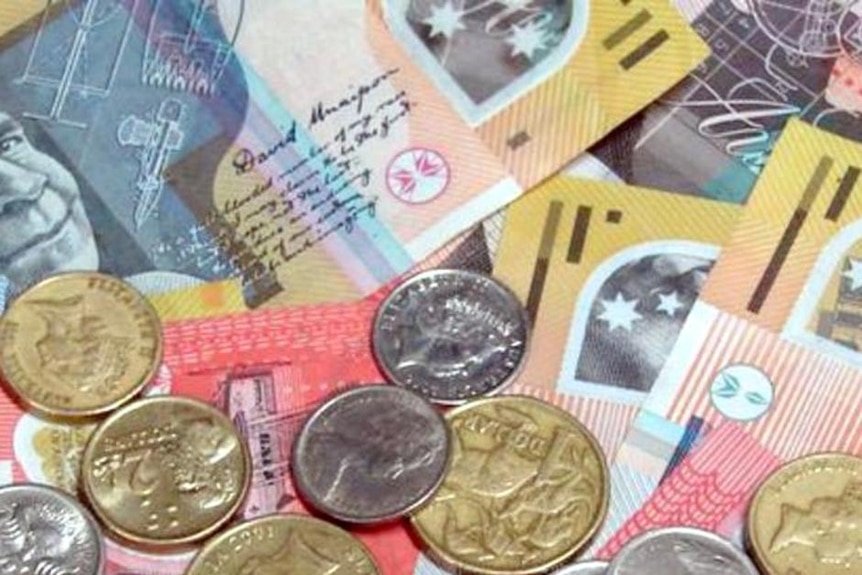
[381,0,710,187]
[492,176,740,455]
[591,0,862,203]
[592,119,862,550]
[0,0,525,313]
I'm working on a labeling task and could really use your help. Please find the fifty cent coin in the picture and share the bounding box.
[293,385,450,523]
[412,395,608,575]
[82,396,250,547]
[186,514,380,574]
[0,483,104,574]
[0,272,162,418]
[553,561,608,575]
[607,527,759,575]
[372,270,529,404]
[748,452,862,575]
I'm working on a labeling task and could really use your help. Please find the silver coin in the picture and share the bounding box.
[292,385,450,523]
[607,527,759,575]
[372,269,529,404]
[553,561,609,575]
[0,483,104,574]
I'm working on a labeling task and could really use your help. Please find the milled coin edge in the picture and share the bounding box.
[370,269,532,406]
[0,271,164,418]
[0,482,106,575]
[745,451,862,575]
[410,394,610,575]
[185,513,382,574]
[81,395,251,547]
[292,384,452,524]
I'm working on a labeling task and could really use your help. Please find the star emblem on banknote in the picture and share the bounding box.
[422,1,466,39]
[656,291,685,317]
[506,20,551,61]
[597,292,643,332]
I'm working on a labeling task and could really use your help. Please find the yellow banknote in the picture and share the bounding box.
[382,0,710,187]
[494,176,739,449]
[701,118,862,369]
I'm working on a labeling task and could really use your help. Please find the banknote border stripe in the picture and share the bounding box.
[566,206,592,264]
[620,30,671,71]
[526,201,564,323]
[747,156,834,314]
[603,9,652,51]
[825,166,860,222]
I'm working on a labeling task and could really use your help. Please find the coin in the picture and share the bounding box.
[0,483,104,574]
[0,272,162,418]
[553,561,608,575]
[412,395,608,575]
[81,396,250,547]
[372,269,529,404]
[185,514,380,574]
[748,452,862,575]
[607,527,759,575]
[293,385,450,523]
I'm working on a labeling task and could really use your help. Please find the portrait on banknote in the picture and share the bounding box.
[0,0,250,298]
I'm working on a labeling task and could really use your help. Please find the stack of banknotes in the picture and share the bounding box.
[0,0,860,573]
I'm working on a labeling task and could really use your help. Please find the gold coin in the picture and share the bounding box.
[411,395,609,575]
[0,272,162,418]
[185,514,381,575]
[82,396,251,547]
[748,452,862,575]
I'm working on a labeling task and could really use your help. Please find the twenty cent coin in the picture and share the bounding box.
[293,385,450,523]
[553,561,608,575]
[412,396,608,575]
[0,483,104,574]
[186,514,380,575]
[82,396,250,547]
[0,272,162,418]
[607,527,759,575]
[372,269,529,404]
[748,452,862,575]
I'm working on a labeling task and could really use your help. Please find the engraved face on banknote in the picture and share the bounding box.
[385,0,589,123]
[0,111,98,293]
[0,0,250,296]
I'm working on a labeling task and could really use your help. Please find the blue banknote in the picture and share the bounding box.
[0,1,270,302]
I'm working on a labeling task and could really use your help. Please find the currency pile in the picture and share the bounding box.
[0,1,861,574]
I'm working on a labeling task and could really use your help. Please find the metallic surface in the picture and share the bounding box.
[185,514,380,574]
[293,385,450,523]
[81,396,250,547]
[552,561,608,575]
[0,272,162,417]
[412,395,608,575]
[372,269,529,404]
[608,527,759,575]
[748,452,862,575]
[0,483,104,574]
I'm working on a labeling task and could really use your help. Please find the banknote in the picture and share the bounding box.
[492,176,740,454]
[592,300,862,552]
[699,119,862,369]
[381,0,710,187]
[0,0,520,312]
[591,0,862,203]
[596,423,782,557]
